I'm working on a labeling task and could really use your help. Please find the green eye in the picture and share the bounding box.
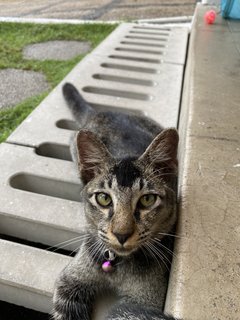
[139,194,157,208]
[96,193,112,207]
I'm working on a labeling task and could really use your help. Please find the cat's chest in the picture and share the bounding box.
[100,257,158,284]
[101,258,167,307]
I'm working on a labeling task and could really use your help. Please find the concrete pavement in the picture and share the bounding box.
[165,5,240,320]
[0,0,196,21]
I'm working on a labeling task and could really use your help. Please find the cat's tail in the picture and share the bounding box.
[62,83,94,126]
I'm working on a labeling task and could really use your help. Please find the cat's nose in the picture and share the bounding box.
[113,232,132,245]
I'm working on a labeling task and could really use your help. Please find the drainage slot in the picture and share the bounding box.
[56,119,79,130]
[90,103,143,115]
[10,173,82,203]
[0,300,49,319]
[93,74,154,87]
[125,35,168,42]
[132,26,171,32]
[58,105,142,117]
[101,63,158,74]
[36,143,72,161]
[129,30,169,36]
[121,41,166,48]
[109,55,161,64]
[115,47,163,55]
[0,234,73,256]
[82,86,150,101]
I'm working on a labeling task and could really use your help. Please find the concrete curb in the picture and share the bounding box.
[0,15,192,25]
[165,5,240,320]
[0,16,120,24]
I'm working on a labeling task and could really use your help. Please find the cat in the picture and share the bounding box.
[52,83,179,320]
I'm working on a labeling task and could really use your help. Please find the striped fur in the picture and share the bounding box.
[53,83,179,320]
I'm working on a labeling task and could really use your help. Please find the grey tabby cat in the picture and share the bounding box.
[53,83,179,320]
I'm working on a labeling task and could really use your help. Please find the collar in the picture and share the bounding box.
[102,249,117,272]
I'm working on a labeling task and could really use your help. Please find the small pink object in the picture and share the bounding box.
[102,261,113,272]
[204,10,216,24]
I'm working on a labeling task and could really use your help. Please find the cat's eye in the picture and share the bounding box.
[96,193,112,207]
[139,194,157,208]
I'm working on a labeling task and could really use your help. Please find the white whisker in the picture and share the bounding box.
[152,238,177,260]
[78,239,99,263]
[139,245,150,265]
[46,234,91,252]
[143,242,163,272]
[149,239,172,268]
[147,240,170,272]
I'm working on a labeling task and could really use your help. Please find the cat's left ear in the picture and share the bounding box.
[139,128,179,173]
[76,130,113,184]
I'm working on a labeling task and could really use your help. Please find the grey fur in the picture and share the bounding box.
[53,83,179,320]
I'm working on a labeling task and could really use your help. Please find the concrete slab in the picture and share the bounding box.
[0,143,87,250]
[0,68,49,109]
[0,239,71,313]
[228,20,240,32]
[165,5,240,320]
[23,40,91,61]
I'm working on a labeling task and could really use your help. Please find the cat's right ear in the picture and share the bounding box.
[76,130,113,184]
[139,128,179,174]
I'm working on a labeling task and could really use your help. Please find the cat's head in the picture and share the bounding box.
[76,129,178,257]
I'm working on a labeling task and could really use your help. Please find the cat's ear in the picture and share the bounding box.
[139,128,179,173]
[76,130,113,184]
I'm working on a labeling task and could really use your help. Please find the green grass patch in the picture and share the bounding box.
[0,94,46,143]
[0,22,117,143]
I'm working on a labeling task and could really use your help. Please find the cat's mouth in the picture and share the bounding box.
[99,231,140,257]
[110,244,138,257]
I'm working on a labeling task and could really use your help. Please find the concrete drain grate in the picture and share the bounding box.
[0,23,189,313]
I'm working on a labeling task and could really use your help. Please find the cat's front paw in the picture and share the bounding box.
[53,295,88,320]
[51,310,66,320]
[53,276,97,320]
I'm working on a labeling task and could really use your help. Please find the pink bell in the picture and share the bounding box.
[102,261,113,272]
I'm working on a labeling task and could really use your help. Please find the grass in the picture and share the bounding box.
[0,22,117,143]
